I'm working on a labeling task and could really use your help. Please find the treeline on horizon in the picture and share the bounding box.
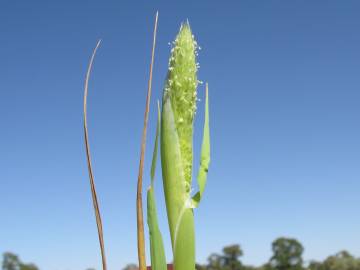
[2,237,360,270]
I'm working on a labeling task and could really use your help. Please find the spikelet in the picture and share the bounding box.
[163,22,199,185]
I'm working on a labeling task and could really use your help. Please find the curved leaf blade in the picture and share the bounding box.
[147,188,167,270]
[191,83,210,208]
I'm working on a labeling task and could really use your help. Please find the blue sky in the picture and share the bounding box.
[1,1,360,270]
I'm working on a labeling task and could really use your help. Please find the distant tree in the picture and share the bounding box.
[2,253,21,270]
[196,263,207,270]
[207,253,223,270]
[206,245,244,270]
[19,264,39,270]
[307,261,324,270]
[258,263,274,270]
[222,245,243,270]
[2,252,39,270]
[122,264,138,270]
[269,237,304,270]
[319,251,360,270]
[241,266,258,270]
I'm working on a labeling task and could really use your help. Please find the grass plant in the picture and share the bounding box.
[82,13,210,270]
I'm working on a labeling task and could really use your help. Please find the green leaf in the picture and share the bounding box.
[151,101,161,185]
[161,95,195,270]
[191,84,210,208]
[147,188,167,270]
[147,101,166,270]
[161,95,187,245]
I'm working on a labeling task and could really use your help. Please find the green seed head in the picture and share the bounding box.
[163,22,199,185]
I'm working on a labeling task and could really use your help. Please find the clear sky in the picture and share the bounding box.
[1,1,359,270]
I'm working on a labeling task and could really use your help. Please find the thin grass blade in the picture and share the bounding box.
[191,83,210,208]
[136,12,159,270]
[150,101,161,185]
[83,39,107,270]
[147,187,167,270]
[147,101,167,270]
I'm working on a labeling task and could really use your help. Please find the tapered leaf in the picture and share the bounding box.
[147,188,167,270]
[191,84,210,208]
[151,101,161,185]
[161,95,195,270]
[147,102,167,270]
